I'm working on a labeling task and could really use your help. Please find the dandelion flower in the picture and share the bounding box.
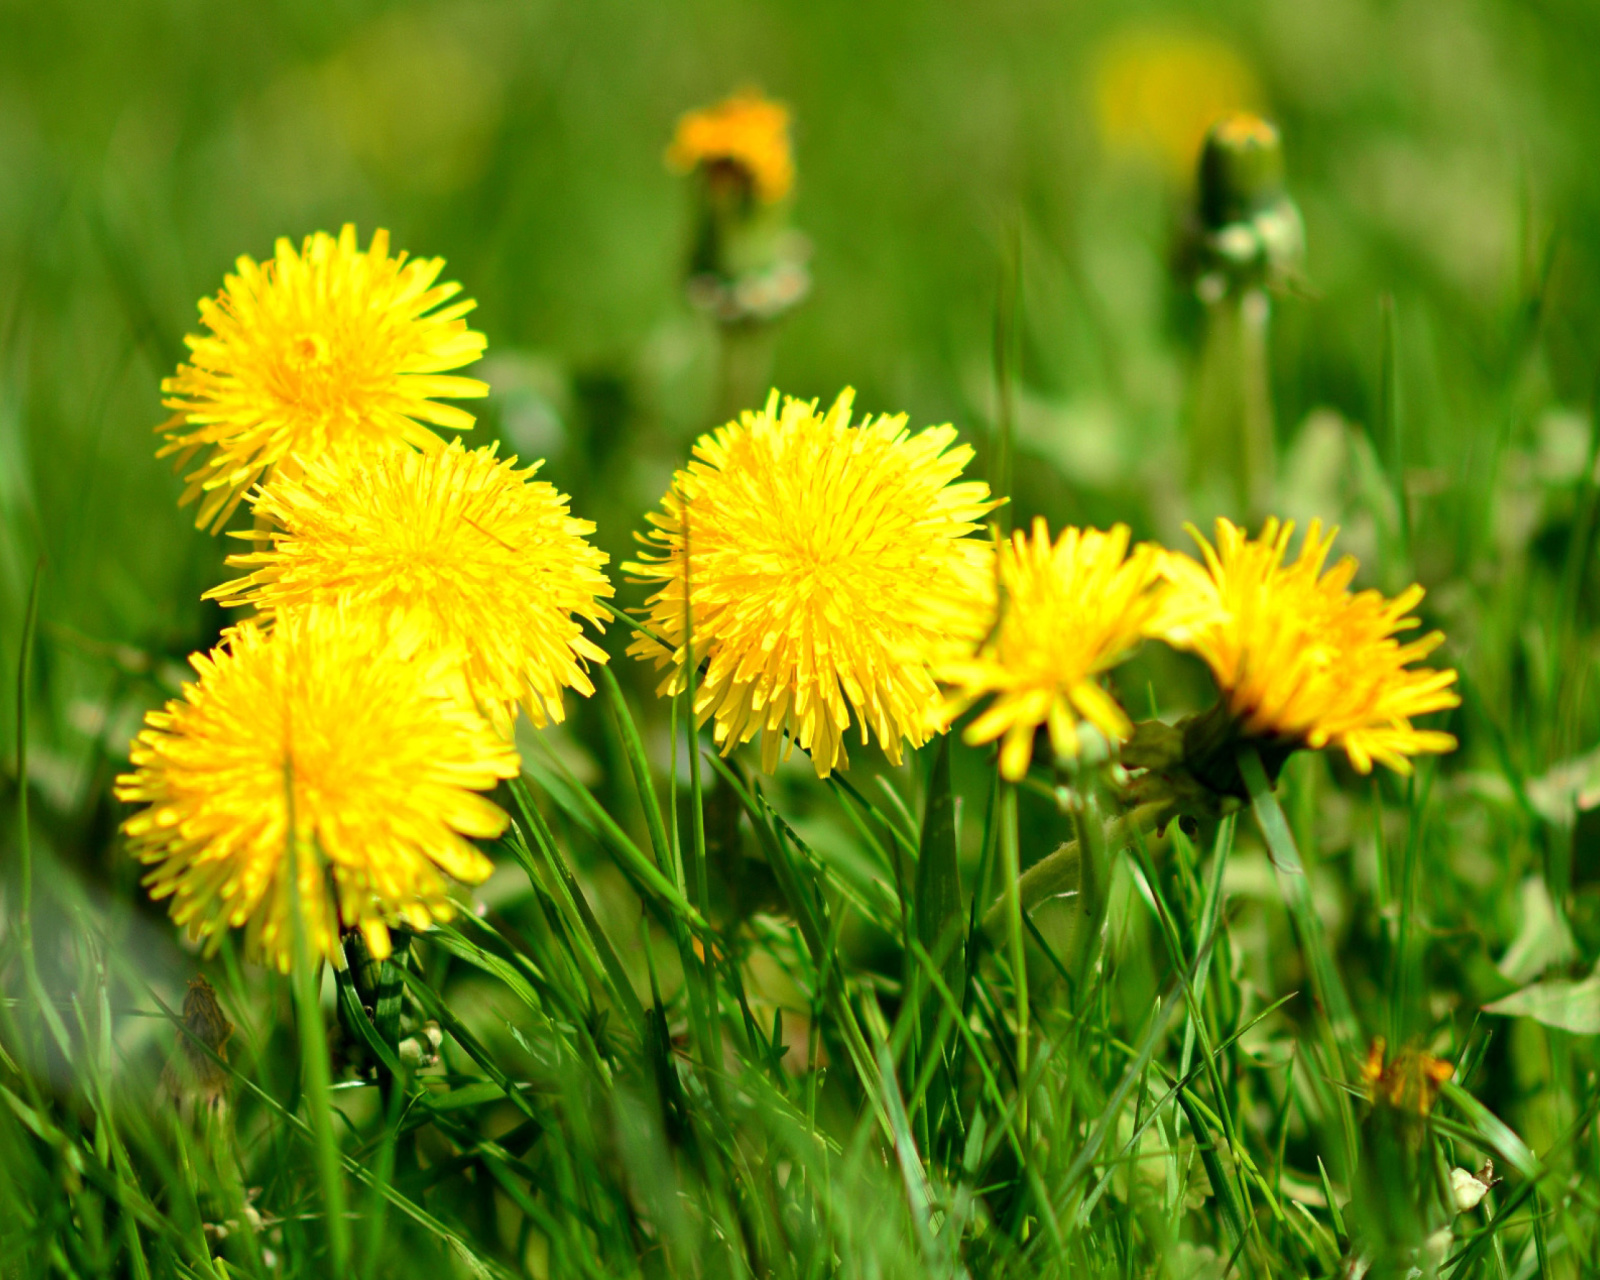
[1156,517,1459,774]
[157,225,488,532]
[208,439,612,733]
[115,608,519,972]
[1093,28,1261,178]
[626,388,996,777]
[939,519,1168,782]
[666,91,794,204]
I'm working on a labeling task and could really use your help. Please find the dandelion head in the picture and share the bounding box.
[157,225,489,532]
[626,389,996,777]
[1155,517,1460,775]
[115,608,520,972]
[1093,29,1261,178]
[939,519,1168,782]
[208,439,613,734]
[666,91,795,204]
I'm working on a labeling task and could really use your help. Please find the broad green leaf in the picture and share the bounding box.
[1484,973,1600,1034]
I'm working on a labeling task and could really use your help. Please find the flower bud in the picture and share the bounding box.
[1191,112,1305,295]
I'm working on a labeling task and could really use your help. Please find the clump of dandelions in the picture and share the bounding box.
[938,519,1170,781]
[157,225,488,531]
[1156,516,1459,775]
[208,438,613,734]
[627,388,996,777]
[115,607,519,971]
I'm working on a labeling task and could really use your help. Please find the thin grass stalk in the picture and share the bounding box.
[13,558,41,988]
[992,222,1020,535]
[998,783,1028,1146]
[1239,745,1358,1057]
[673,498,725,1074]
[1378,293,1412,571]
[282,761,348,1271]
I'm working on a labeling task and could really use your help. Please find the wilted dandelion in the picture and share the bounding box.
[627,388,995,777]
[157,225,488,531]
[157,975,234,1120]
[1361,1037,1455,1116]
[939,519,1168,781]
[115,608,519,972]
[667,90,794,205]
[1156,517,1459,774]
[208,438,612,733]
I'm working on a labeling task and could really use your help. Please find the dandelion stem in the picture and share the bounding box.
[284,760,348,1270]
[999,783,1028,1139]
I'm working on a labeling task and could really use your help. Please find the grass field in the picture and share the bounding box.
[6,1,1600,1276]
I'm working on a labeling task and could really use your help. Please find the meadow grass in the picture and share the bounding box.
[6,2,1600,1277]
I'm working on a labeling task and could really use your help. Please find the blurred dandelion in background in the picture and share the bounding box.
[626,388,995,777]
[208,438,613,735]
[115,607,519,972]
[669,90,811,412]
[157,225,489,531]
[1092,27,1261,179]
[667,90,795,207]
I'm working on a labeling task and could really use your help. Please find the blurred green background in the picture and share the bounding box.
[8,0,1600,970]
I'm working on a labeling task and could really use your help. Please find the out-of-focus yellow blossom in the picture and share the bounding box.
[666,90,795,204]
[1093,29,1261,179]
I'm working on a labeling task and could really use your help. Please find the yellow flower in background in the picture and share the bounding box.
[1156,518,1459,774]
[939,519,1168,782]
[626,389,996,777]
[115,608,519,973]
[1093,28,1261,178]
[207,439,612,734]
[666,90,795,204]
[157,225,488,532]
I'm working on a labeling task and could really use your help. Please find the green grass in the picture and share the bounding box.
[7,0,1600,1275]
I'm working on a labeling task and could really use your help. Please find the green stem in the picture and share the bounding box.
[999,784,1028,1139]
[284,762,348,1270]
[981,801,1168,936]
[1191,289,1275,520]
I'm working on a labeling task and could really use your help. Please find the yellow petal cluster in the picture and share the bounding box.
[157,225,488,531]
[115,608,520,972]
[626,389,995,777]
[207,438,612,734]
[1157,517,1459,774]
[939,519,1168,782]
[666,91,795,204]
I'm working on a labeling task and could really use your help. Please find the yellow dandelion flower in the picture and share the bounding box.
[626,388,996,777]
[157,225,489,532]
[1156,517,1460,774]
[207,438,612,734]
[1093,28,1261,178]
[115,608,519,972]
[666,90,795,204]
[939,519,1169,782]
